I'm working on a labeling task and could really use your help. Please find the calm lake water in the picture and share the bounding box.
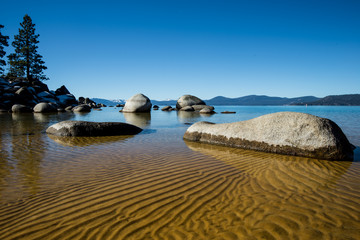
[0,106,359,240]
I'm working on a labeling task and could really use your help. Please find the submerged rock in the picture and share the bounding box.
[183,112,354,161]
[46,121,143,136]
[122,93,152,112]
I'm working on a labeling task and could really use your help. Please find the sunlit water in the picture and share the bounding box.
[0,106,359,239]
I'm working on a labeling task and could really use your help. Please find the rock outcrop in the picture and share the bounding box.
[46,121,142,136]
[183,112,354,160]
[122,93,152,113]
[176,95,206,109]
[0,77,78,112]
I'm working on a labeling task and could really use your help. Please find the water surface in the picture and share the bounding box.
[0,106,359,239]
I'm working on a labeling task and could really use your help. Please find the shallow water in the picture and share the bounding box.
[0,106,359,239]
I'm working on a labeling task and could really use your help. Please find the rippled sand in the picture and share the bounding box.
[0,126,360,239]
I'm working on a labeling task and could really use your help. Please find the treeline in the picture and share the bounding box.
[0,14,47,84]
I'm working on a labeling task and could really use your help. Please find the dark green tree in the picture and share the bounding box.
[8,14,48,82]
[0,24,9,75]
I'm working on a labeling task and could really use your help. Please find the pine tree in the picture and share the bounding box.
[8,14,48,82]
[0,24,9,75]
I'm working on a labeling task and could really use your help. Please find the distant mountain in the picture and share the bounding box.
[306,94,360,106]
[91,98,125,106]
[205,95,320,106]
[151,99,177,106]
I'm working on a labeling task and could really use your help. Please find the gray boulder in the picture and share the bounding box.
[33,102,57,113]
[183,112,354,161]
[176,95,205,109]
[73,104,91,112]
[122,93,152,112]
[11,104,32,113]
[46,121,142,136]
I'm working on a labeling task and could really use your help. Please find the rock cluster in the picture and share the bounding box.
[184,112,354,161]
[0,77,78,112]
[176,95,215,113]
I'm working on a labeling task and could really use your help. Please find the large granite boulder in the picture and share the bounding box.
[122,93,152,112]
[46,121,142,136]
[176,95,205,109]
[183,112,354,161]
[33,102,57,113]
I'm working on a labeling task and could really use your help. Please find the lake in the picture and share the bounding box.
[0,106,359,239]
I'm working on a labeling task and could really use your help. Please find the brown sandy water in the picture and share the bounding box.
[0,111,360,239]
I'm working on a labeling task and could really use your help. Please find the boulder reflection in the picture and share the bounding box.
[123,112,151,128]
[48,134,135,147]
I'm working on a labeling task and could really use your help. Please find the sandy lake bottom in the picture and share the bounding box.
[0,106,359,240]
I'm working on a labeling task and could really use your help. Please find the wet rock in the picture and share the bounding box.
[46,121,142,136]
[184,112,354,161]
[221,111,236,114]
[122,93,152,113]
[176,95,205,110]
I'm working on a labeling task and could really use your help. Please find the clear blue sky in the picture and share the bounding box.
[1,0,359,100]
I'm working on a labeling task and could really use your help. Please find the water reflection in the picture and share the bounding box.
[47,134,135,147]
[9,114,46,197]
[123,112,151,128]
[177,111,213,123]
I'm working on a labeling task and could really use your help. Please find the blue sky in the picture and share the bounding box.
[1,0,359,100]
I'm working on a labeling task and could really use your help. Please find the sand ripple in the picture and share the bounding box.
[0,132,359,240]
